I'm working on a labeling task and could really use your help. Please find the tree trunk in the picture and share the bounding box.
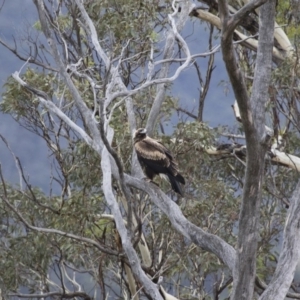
[218,0,275,298]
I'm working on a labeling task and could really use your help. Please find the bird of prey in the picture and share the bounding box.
[133,128,185,196]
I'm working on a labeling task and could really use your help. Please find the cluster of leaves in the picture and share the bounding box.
[276,0,300,38]
[0,182,118,295]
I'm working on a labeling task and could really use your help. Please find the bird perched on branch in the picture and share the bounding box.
[133,128,185,196]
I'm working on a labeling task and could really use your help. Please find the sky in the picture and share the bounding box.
[0,0,51,189]
[0,0,235,191]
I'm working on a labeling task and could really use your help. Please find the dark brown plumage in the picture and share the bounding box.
[133,128,185,196]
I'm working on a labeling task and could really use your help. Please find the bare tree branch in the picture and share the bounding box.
[11,72,95,149]
[146,1,194,135]
[229,0,268,34]
[219,0,276,299]
[101,145,164,300]
[32,0,102,149]
[8,291,92,299]
[259,180,300,300]
[124,174,236,271]
[190,8,284,61]
[0,38,59,72]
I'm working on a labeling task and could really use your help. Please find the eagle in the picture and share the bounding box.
[133,128,185,196]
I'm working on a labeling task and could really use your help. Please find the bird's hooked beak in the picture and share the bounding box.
[139,128,147,134]
[133,128,147,140]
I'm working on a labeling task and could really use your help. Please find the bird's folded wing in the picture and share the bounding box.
[135,139,169,165]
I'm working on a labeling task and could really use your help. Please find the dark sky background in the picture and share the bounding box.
[0,0,234,192]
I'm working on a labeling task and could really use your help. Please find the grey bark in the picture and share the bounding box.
[124,174,236,271]
[102,146,163,300]
[218,0,275,299]
[231,3,275,299]
[259,180,300,300]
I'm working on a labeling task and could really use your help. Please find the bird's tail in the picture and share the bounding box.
[167,174,184,196]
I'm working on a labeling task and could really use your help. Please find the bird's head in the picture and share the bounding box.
[133,128,147,142]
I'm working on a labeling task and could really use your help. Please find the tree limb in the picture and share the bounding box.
[219,0,275,299]
[8,291,92,299]
[146,1,194,135]
[124,174,236,272]
[101,146,164,300]
[259,180,300,300]
[190,8,284,61]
